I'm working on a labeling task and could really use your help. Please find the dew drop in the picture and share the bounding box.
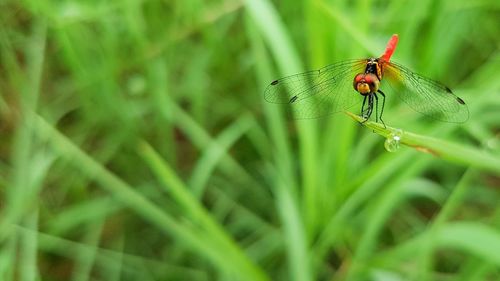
[384,129,403,152]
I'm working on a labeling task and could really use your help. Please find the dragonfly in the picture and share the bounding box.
[264,34,469,125]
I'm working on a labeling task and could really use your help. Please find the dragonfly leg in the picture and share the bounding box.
[377,90,386,128]
[360,95,367,117]
[362,95,373,123]
[374,93,379,123]
[368,95,374,119]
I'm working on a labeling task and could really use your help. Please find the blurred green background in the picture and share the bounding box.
[1,0,500,280]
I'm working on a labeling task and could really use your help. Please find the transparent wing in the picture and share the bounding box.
[382,60,469,123]
[264,59,367,119]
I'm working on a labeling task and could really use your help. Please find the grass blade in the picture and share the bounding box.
[345,112,500,174]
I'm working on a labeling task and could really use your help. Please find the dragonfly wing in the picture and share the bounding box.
[382,61,469,123]
[264,59,367,119]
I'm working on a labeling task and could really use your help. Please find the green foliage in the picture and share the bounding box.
[0,0,499,280]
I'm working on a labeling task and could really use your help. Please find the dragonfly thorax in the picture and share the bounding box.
[353,73,380,95]
[364,59,382,79]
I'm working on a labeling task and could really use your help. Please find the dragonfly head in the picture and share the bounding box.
[353,73,380,95]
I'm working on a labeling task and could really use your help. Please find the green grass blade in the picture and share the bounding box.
[244,1,313,280]
[415,169,475,281]
[189,114,254,197]
[437,222,500,266]
[19,211,39,281]
[138,141,270,281]
[71,221,103,281]
[346,112,500,174]
[31,115,247,279]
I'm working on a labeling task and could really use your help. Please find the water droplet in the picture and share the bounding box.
[384,129,403,152]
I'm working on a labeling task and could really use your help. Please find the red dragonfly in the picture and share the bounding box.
[264,34,468,125]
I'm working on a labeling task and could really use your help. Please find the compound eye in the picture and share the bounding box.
[353,74,365,91]
[354,74,364,83]
[365,73,380,85]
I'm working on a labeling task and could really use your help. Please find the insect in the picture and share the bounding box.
[264,34,469,125]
